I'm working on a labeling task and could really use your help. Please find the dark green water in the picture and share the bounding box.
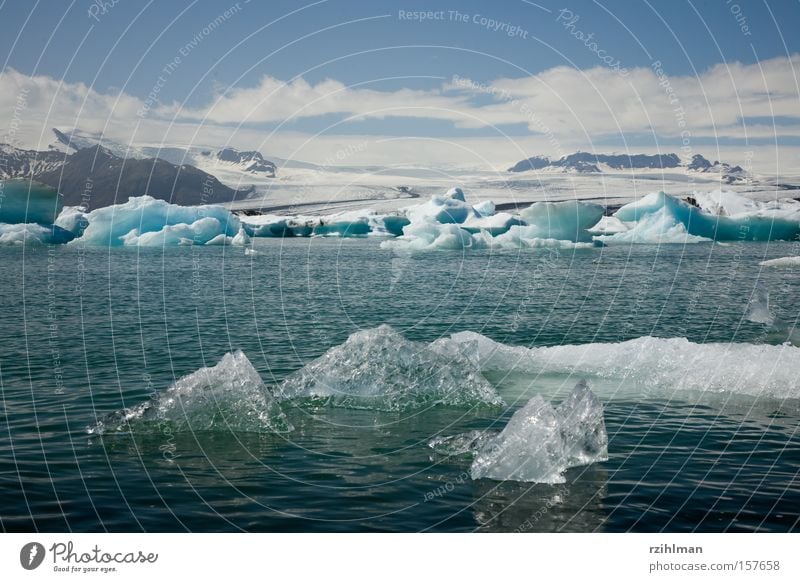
[1,239,798,531]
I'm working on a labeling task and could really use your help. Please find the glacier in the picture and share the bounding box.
[88,350,292,435]
[276,324,504,411]
[430,381,608,484]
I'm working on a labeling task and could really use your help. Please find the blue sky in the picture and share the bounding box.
[1,0,799,165]
[3,1,797,100]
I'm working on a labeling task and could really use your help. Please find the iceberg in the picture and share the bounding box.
[54,205,89,237]
[71,195,241,246]
[88,350,291,435]
[0,180,62,224]
[404,194,472,225]
[431,381,608,484]
[611,191,800,242]
[381,222,477,251]
[0,222,74,245]
[594,207,712,245]
[519,200,604,242]
[277,325,504,411]
[231,227,251,246]
[477,226,596,250]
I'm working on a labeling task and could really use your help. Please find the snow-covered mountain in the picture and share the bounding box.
[52,128,277,177]
[508,152,750,184]
[0,143,66,178]
[212,148,276,176]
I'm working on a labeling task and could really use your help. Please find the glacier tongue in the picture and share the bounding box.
[277,324,504,411]
[88,350,291,435]
[470,380,607,484]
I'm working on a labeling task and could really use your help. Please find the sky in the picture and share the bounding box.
[1,0,799,169]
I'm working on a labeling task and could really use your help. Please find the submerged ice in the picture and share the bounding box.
[431,381,608,484]
[88,350,291,435]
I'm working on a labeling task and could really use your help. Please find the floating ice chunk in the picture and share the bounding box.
[519,200,604,242]
[54,205,89,237]
[0,223,74,245]
[462,212,522,235]
[480,226,596,250]
[405,195,472,224]
[244,247,258,256]
[87,351,291,435]
[241,214,295,237]
[119,217,228,246]
[0,180,62,224]
[231,227,251,246]
[446,187,466,202]
[311,211,372,237]
[381,222,476,250]
[746,282,774,326]
[761,256,800,268]
[0,223,50,245]
[469,381,607,484]
[206,233,233,245]
[595,207,712,245]
[472,200,495,217]
[442,331,800,399]
[586,215,628,235]
[691,190,764,217]
[277,325,504,411]
[74,195,240,246]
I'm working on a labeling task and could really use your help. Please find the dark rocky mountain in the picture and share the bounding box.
[509,152,681,173]
[216,147,276,176]
[0,144,66,178]
[687,154,713,171]
[3,144,252,208]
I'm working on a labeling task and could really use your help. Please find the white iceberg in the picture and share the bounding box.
[595,207,712,245]
[519,200,604,242]
[610,191,800,242]
[72,195,241,246]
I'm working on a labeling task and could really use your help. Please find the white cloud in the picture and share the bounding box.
[1,54,799,169]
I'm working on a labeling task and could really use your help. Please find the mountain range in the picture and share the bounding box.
[0,130,268,208]
[508,152,748,183]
